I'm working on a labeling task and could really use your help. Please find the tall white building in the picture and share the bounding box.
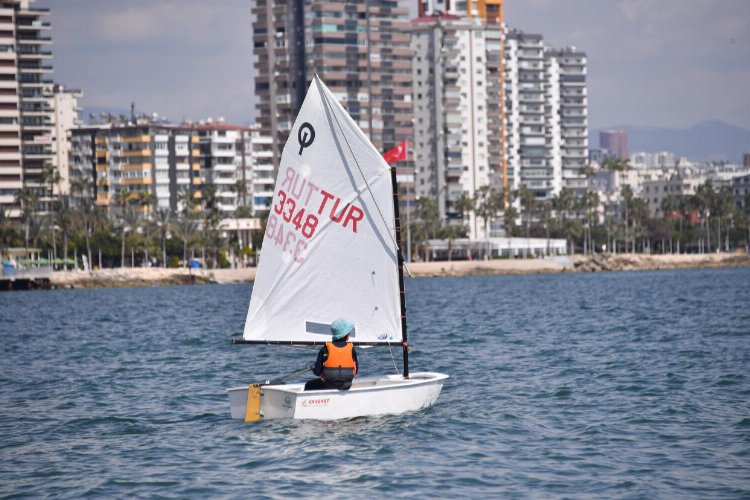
[50,84,82,196]
[411,17,588,238]
[552,46,588,195]
[412,14,492,238]
[0,0,54,217]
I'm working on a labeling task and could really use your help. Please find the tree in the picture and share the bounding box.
[119,209,141,268]
[602,157,631,172]
[620,185,635,253]
[454,192,475,227]
[177,188,198,217]
[474,186,503,259]
[517,184,536,255]
[14,188,34,248]
[553,187,576,254]
[413,197,440,261]
[582,190,600,255]
[174,215,199,267]
[153,208,172,266]
[695,182,716,252]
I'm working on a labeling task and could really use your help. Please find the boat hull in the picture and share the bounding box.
[227,372,448,421]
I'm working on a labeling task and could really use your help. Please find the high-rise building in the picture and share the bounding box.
[252,0,413,168]
[411,14,494,238]
[599,130,629,159]
[50,84,82,197]
[412,19,588,235]
[0,0,55,217]
[743,152,750,168]
[552,46,588,195]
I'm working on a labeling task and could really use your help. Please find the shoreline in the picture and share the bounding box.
[46,253,750,289]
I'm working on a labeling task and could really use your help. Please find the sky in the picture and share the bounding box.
[40,0,750,131]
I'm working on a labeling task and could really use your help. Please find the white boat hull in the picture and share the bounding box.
[227,372,448,421]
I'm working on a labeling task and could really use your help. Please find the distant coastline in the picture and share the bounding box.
[47,253,750,289]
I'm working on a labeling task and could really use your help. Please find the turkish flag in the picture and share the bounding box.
[382,139,407,164]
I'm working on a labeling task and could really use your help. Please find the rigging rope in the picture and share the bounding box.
[314,75,402,254]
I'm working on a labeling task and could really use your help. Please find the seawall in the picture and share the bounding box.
[48,253,750,289]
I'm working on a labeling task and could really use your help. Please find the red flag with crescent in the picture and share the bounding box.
[382,139,407,164]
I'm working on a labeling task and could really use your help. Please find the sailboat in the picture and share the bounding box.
[226,76,448,421]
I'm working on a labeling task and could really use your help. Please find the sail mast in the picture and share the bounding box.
[390,165,409,379]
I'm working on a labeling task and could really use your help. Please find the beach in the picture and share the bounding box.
[48,252,750,289]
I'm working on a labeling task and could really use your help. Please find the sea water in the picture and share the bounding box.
[1,268,748,498]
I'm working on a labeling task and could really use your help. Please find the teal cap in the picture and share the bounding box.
[331,317,354,340]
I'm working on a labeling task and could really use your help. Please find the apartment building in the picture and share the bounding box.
[194,124,255,216]
[0,0,54,217]
[411,14,493,239]
[50,84,81,196]
[70,122,274,218]
[411,19,588,234]
[252,0,413,166]
[70,124,202,213]
[551,46,588,196]
[641,176,704,217]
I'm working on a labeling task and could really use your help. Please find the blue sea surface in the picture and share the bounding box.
[1,267,749,498]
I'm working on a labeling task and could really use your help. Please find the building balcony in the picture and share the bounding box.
[121,149,151,157]
[121,177,152,186]
[121,134,150,143]
[212,164,235,173]
[17,51,52,60]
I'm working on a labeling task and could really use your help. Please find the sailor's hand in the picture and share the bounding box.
[308,362,315,371]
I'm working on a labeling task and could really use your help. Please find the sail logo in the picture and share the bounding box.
[378,334,388,340]
[301,397,330,407]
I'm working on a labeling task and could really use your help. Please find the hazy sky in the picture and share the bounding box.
[40,0,750,130]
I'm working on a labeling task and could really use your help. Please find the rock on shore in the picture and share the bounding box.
[49,253,749,289]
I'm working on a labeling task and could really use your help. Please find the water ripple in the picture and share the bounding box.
[1,269,749,497]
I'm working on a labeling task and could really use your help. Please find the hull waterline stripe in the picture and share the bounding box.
[231,339,407,347]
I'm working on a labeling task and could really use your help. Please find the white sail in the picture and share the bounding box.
[243,77,402,344]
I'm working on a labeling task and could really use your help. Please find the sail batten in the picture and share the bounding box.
[243,77,402,344]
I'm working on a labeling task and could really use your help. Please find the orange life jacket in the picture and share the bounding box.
[323,342,357,376]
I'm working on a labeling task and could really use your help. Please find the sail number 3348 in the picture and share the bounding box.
[266,190,318,263]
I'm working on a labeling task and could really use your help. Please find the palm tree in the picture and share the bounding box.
[620,185,635,253]
[553,187,576,254]
[583,190,600,255]
[474,186,503,259]
[0,206,15,250]
[413,197,440,261]
[40,164,61,211]
[174,215,199,267]
[517,184,537,256]
[538,200,553,256]
[707,188,733,252]
[177,188,197,217]
[15,188,38,249]
[119,209,141,268]
[153,208,172,266]
[695,182,715,252]
[602,157,631,172]
[56,197,74,269]
[454,192,475,232]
